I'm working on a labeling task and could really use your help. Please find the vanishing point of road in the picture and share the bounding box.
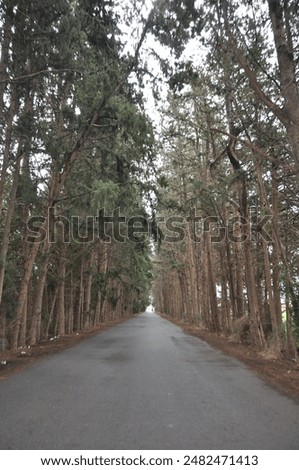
[0,310,299,449]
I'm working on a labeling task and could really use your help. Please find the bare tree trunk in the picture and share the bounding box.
[238,176,266,348]
[0,87,18,216]
[201,239,211,330]
[56,244,66,337]
[220,246,230,333]
[27,242,50,345]
[232,205,245,319]
[94,290,102,325]
[83,250,95,328]
[65,270,74,334]
[256,163,281,352]
[5,88,39,348]
[271,163,283,330]
[0,151,21,304]
[268,0,299,176]
[75,259,84,331]
[10,233,43,349]
[225,238,238,321]
[18,294,28,346]
[186,222,198,322]
[9,164,66,348]
[0,0,15,119]
[223,74,266,347]
[45,287,58,340]
[205,229,220,332]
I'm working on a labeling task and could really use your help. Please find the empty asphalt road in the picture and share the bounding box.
[1,310,299,449]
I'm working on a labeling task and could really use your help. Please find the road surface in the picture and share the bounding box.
[0,310,299,449]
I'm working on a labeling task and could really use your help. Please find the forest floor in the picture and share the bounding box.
[1,314,299,402]
[165,316,299,400]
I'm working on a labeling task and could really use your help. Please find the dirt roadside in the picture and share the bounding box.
[163,316,299,400]
[0,316,133,381]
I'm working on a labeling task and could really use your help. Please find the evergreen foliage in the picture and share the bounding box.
[0,0,155,347]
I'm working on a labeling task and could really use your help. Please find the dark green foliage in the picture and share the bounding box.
[169,61,199,92]
[150,0,205,56]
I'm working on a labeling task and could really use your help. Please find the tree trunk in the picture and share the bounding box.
[0,0,15,119]
[220,246,230,333]
[0,87,18,216]
[0,151,21,304]
[225,238,238,321]
[268,0,299,176]
[83,250,95,329]
[201,238,211,330]
[9,234,43,349]
[232,201,245,319]
[45,287,58,340]
[240,178,266,348]
[75,259,84,331]
[186,223,198,321]
[205,230,220,332]
[256,163,281,352]
[18,293,28,346]
[27,243,50,346]
[56,244,66,337]
[271,163,283,330]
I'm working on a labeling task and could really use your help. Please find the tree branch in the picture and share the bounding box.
[209,126,286,166]
[0,69,78,83]
[221,0,289,127]
[226,35,289,127]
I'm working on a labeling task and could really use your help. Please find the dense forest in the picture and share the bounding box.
[152,0,299,358]
[0,0,155,349]
[0,0,299,359]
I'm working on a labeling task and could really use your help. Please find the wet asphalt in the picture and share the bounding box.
[0,310,299,450]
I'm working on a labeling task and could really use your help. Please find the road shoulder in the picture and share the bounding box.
[160,314,299,401]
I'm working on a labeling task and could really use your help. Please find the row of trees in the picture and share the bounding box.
[0,0,154,349]
[153,0,299,358]
[1,0,298,358]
